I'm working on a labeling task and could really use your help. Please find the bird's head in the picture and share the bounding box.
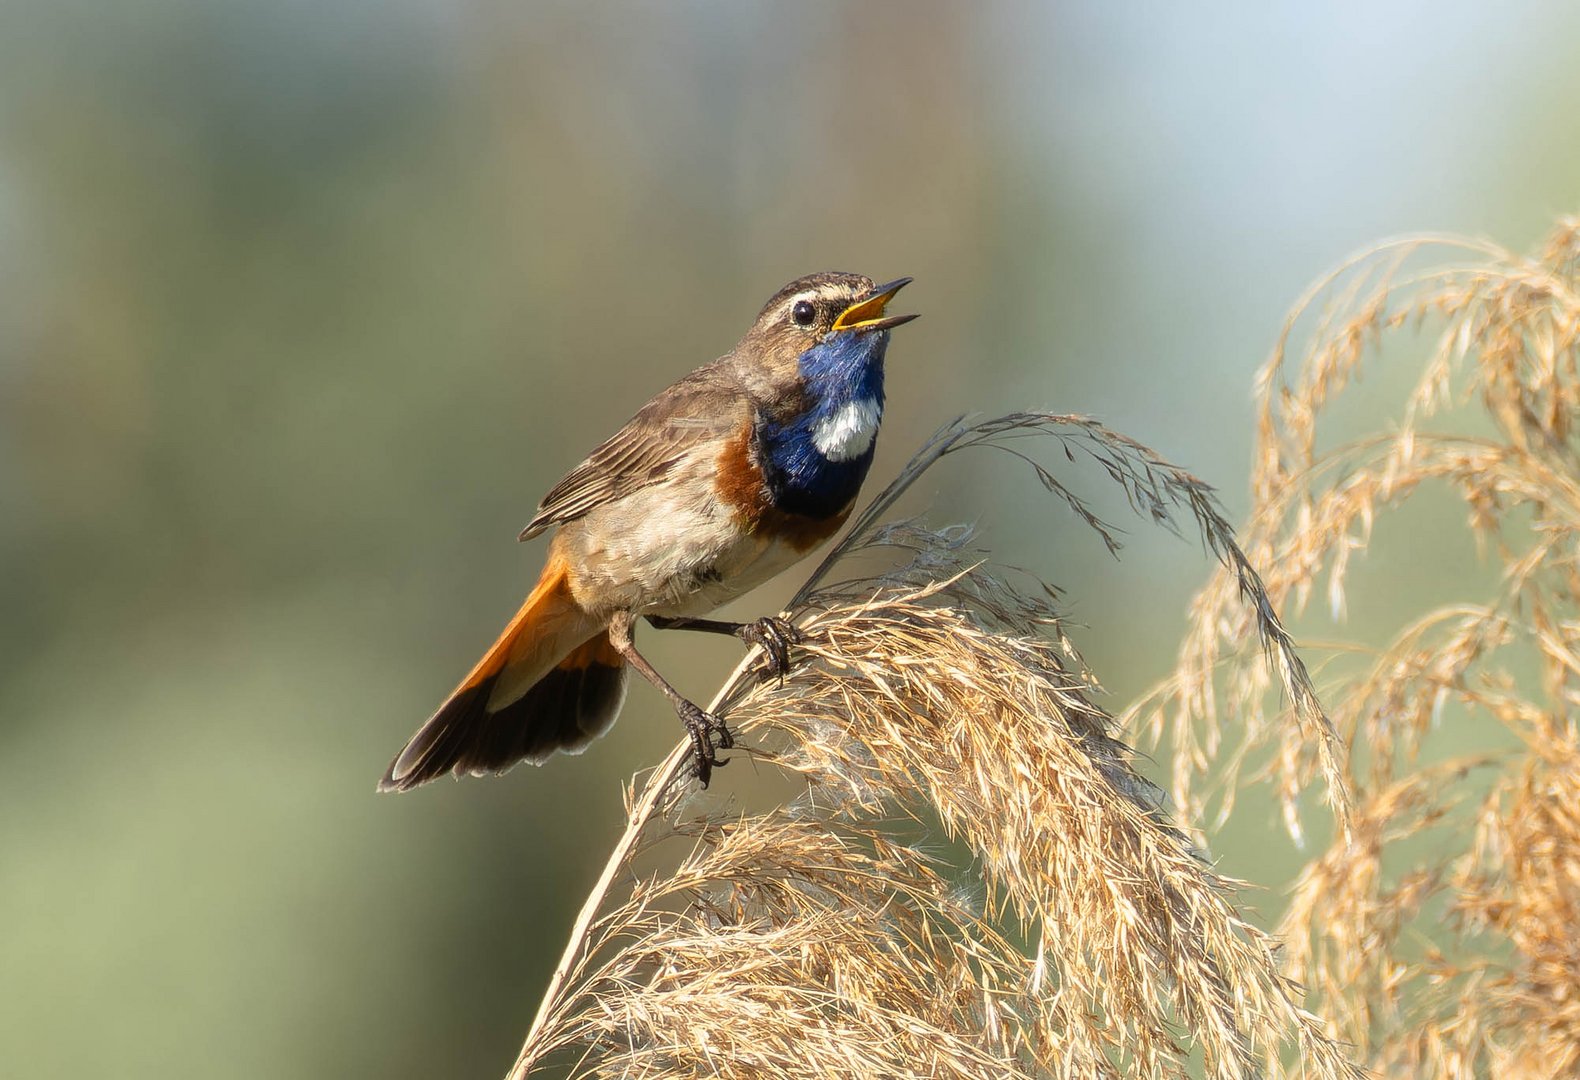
[730,272,916,404]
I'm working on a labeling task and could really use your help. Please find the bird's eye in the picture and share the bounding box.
[791,300,816,327]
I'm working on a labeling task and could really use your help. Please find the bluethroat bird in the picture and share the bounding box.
[380,272,915,791]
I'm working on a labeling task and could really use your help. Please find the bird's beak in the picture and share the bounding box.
[831,277,918,334]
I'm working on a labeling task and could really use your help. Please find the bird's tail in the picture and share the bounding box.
[379,554,628,792]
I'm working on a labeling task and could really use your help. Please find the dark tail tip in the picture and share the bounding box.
[379,652,628,793]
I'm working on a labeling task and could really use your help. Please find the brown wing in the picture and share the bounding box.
[519,363,748,540]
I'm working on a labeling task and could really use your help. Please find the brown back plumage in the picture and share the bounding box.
[519,272,878,540]
[519,365,746,540]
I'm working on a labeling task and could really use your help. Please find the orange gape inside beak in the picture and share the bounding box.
[831,278,917,333]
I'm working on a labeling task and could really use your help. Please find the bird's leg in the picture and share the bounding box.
[646,614,804,681]
[608,611,732,786]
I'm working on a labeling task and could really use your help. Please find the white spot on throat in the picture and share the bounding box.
[811,397,882,462]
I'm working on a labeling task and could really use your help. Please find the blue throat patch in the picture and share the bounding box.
[758,329,889,519]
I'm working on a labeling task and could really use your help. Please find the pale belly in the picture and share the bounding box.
[664,532,812,616]
[553,476,824,618]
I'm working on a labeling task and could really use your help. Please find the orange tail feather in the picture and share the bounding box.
[379,555,627,792]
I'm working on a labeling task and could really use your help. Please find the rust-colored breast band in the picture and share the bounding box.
[714,423,771,524]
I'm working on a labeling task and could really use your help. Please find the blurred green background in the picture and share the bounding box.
[4,2,1580,1076]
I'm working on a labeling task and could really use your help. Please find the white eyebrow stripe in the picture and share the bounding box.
[775,285,856,319]
[811,397,882,461]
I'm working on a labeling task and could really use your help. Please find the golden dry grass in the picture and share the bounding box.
[511,416,1361,1080]
[1132,218,1580,1077]
[510,219,1580,1078]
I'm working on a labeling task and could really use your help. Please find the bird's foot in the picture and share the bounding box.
[677,699,733,787]
[736,616,804,682]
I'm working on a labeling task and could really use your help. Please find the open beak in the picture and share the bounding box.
[830,277,918,334]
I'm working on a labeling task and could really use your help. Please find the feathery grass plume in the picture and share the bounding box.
[510,415,1359,1080]
[1132,218,1580,1075]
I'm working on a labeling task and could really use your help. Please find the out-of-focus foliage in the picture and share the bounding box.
[5,3,1580,1078]
[1137,221,1580,1077]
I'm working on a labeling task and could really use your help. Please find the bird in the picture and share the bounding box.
[379,272,916,792]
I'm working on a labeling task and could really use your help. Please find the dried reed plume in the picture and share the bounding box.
[511,415,1360,1079]
[1132,218,1580,1076]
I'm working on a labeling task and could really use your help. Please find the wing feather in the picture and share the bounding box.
[519,364,748,540]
